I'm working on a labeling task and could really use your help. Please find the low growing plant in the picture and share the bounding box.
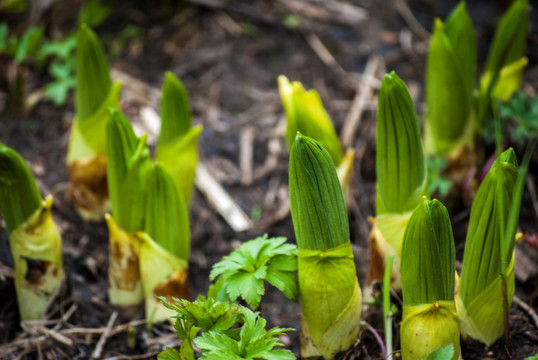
[158,296,295,360]
[289,133,361,359]
[208,234,298,309]
[400,198,460,360]
[66,23,122,221]
[0,143,64,321]
[457,148,519,345]
[424,0,529,172]
[370,71,428,288]
[156,71,202,205]
[278,75,355,205]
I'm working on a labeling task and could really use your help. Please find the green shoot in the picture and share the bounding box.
[158,296,295,360]
[209,234,298,309]
[420,344,456,360]
[383,253,395,360]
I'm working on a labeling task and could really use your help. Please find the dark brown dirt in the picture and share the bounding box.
[1,0,538,359]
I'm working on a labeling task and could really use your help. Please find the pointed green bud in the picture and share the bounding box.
[458,148,518,344]
[75,23,111,123]
[159,72,192,145]
[106,109,151,233]
[480,0,529,98]
[0,143,42,234]
[289,133,348,250]
[376,71,427,214]
[279,75,343,165]
[425,3,476,155]
[401,198,455,305]
[144,164,190,261]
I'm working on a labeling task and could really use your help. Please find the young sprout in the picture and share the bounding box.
[457,148,518,345]
[0,144,64,321]
[400,198,460,360]
[478,0,529,121]
[370,71,428,288]
[289,133,361,359]
[67,23,122,221]
[138,163,190,322]
[424,2,476,156]
[278,75,355,206]
[106,109,151,306]
[156,72,202,205]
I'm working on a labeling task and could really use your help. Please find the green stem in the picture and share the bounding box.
[501,274,512,359]
[383,253,395,360]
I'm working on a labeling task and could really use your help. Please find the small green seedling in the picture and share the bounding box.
[158,296,295,360]
[209,234,298,309]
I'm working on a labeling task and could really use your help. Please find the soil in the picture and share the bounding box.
[1,0,538,359]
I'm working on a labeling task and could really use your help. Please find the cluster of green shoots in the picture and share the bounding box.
[424,0,530,186]
[376,70,534,359]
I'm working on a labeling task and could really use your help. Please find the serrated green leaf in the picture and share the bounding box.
[0,143,42,234]
[159,72,192,145]
[144,164,190,260]
[210,235,298,307]
[459,148,518,306]
[426,18,473,155]
[289,134,348,250]
[157,347,182,360]
[279,76,343,165]
[75,23,111,123]
[401,198,455,305]
[376,71,427,214]
[226,272,265,309]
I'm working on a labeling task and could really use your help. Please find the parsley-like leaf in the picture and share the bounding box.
[209,234,298,309]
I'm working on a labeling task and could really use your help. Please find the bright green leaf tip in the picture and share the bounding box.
[401,197,455,305]
[159,71,192,146]
[289,133,348,251]
[0,143,42,234]
[76,22,111,123]
[376,71,427,214]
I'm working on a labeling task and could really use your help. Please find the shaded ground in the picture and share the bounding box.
[1,0,538,359]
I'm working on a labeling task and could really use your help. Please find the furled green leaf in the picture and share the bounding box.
[426,17,473,155]
[0,143,42,234]
[480,0,529,96]
[401,198,455,305]
[459,148,517,305]
[75,23,111,123]
[289,133,348,250]
[209,235,298,308]
[157,125,202,204]
[159,72,192,146]
[106,109,151,232]
[376,71,427,214]
[144,163,190,260]
[444,2,476,97]
[279,76,343,165]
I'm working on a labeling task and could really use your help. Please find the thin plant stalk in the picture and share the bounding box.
[383,253,395,360]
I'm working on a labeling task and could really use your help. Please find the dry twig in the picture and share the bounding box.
[91,311,118,358]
